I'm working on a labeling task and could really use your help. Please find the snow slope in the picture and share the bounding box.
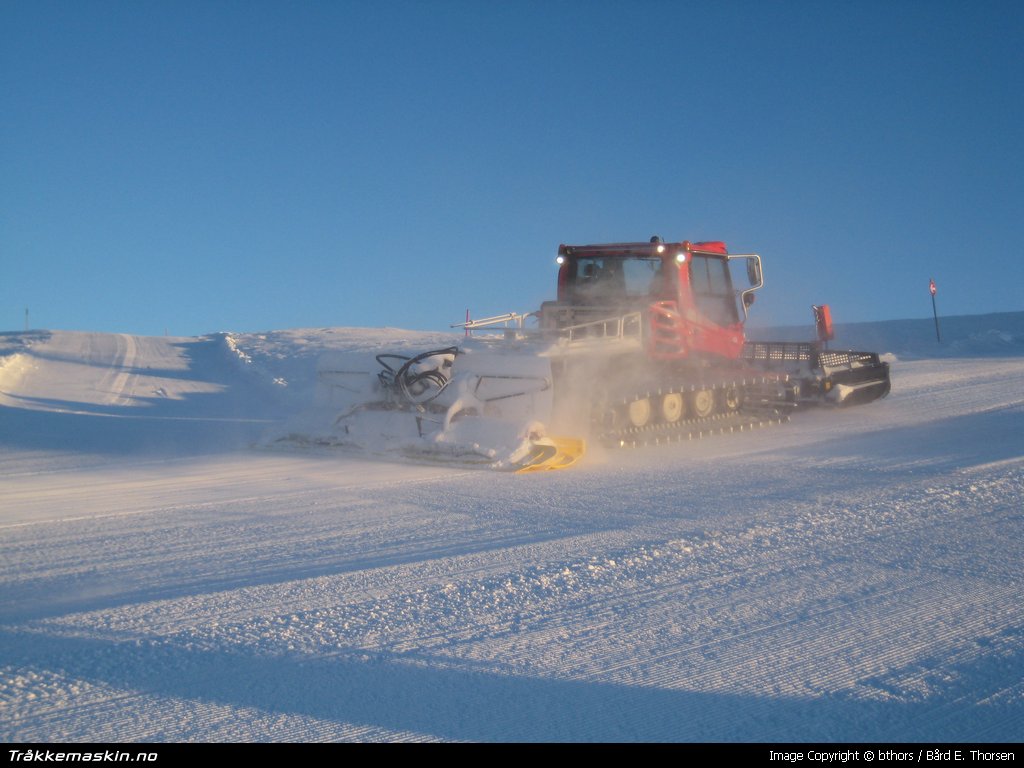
[750,311,1024,360]
[1,316,1022,742]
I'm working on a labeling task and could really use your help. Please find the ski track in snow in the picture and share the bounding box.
[0,323,1022,742]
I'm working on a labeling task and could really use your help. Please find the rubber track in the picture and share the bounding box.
[596,376,792,448]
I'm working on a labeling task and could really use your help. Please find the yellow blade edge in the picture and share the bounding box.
[513,437,586,473]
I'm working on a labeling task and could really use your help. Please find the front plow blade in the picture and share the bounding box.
[512,437,586,473]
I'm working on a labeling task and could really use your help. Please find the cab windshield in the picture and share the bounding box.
[572,256,664,302]
[689,254,738,325]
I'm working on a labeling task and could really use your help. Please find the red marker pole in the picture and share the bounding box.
[929,278,941,342]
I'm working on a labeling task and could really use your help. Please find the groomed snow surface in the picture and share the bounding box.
[1,315,1022,742]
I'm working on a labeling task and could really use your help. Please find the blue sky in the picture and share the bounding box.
[3,0,1022,336]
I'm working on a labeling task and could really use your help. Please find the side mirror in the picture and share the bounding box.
[746,258,762,287]
[729,253,763,320]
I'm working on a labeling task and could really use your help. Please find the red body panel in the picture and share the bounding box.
[813,304,834,342]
